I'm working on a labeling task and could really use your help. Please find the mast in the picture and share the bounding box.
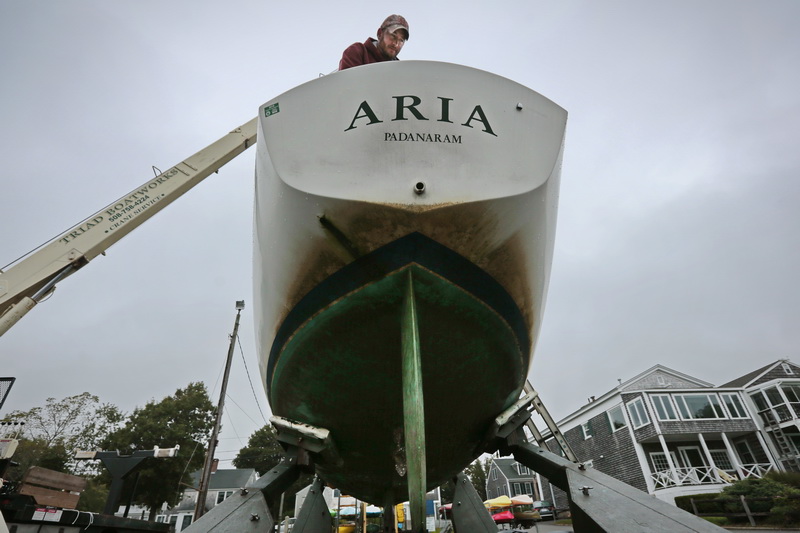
[193,300,245,521]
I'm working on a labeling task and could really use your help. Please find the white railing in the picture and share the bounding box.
[651,463,773,489]
[651,466,716,488]
[739,462,774,479]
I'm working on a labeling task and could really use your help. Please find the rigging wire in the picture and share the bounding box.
[237,334,269,425]
[175,439,204,503]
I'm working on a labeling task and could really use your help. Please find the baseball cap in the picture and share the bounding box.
[381,14,409,39]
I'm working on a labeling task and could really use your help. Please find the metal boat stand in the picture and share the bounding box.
[449,472,498,532]
[183,417,340,533]
[483,389,728,533]
[181,449,301,532]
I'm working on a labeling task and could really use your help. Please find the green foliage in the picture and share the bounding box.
[3,438,71,482]
[769,497,800,526]
[232,425,284,474]
[463,457,491,501]
[720,477,799,513]
[674,492,719,514]
[718,476,800,526]
[76,477,110,513]
[766,470,800,489]
[5,392,124,476]
[102,382,215,519]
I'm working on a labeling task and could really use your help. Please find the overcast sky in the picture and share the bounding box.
[2,1,798,469]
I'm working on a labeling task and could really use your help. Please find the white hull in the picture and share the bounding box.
[253,61,566,501]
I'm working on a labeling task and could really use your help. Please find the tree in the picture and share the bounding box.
[5,392,124,476]
[232,425,284,475]
[102,382,215,520]
[7,393,123,449]
[233,424,312,519]
[2,438,71,483]
[76,478,111,513]
[463,457,491,501]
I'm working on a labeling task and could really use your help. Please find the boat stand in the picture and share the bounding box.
[487,391,728,532]
[292,476,334,532]
[181,447,304,532]
[183,416,346,533]
[449,472,498,533]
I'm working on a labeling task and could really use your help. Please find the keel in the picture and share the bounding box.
[401,271,427,532]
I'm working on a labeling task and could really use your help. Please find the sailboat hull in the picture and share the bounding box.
[254,61,566,503]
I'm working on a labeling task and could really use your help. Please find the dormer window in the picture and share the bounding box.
[782,363,794,375]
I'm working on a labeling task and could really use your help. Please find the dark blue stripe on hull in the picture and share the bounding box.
[266,231,530,391]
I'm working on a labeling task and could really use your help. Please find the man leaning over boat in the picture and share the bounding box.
[339,15,409,70]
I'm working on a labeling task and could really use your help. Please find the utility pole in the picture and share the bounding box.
[193,300,244,521]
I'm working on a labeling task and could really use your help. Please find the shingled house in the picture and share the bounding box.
[485,457,540,500]
[536,360,794,506]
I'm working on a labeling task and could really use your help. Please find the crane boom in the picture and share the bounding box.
[0,118,257,336]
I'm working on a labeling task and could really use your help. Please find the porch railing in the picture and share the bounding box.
[651,463,773,489]
[739,462,774,479]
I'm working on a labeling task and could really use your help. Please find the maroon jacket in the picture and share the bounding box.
[339,38,398,70]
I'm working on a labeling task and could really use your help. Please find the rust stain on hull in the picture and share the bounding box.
[280,200,538,343]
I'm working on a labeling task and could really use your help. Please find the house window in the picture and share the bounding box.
[709,450,734,471]
[607,405,627,432]
[492,468,497,480]
[581,422,593,440]
[734,440,756,465]
[651,395,678,421]
[513,482,522,495]
[627,397,651,429]
[180,515,193,531]
[524,482,533,494]
[720,393,748,418]
[674,393,726,420]
[650,452,673,472]
[515,463,531,476]
[216,490,233,504]
[783,363,795,375]
[781,384,800,417]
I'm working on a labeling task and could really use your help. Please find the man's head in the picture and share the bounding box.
[376,14,409,60]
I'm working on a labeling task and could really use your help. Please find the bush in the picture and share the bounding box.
[768,496,800,527]
[766,470,800,490]
[674,493,720,514]
[718,476,800,526]
[701,516,728,526]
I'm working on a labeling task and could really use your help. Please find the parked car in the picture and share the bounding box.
[532,500,555,520]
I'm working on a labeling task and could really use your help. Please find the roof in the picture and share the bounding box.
[553,364,714,427]
[491,457,533,481]
[618,364,714,391]
[719,360,784,388]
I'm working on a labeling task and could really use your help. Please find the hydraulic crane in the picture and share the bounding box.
[0,119,256,337]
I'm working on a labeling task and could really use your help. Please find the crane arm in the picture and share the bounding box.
[0,118,257,336]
